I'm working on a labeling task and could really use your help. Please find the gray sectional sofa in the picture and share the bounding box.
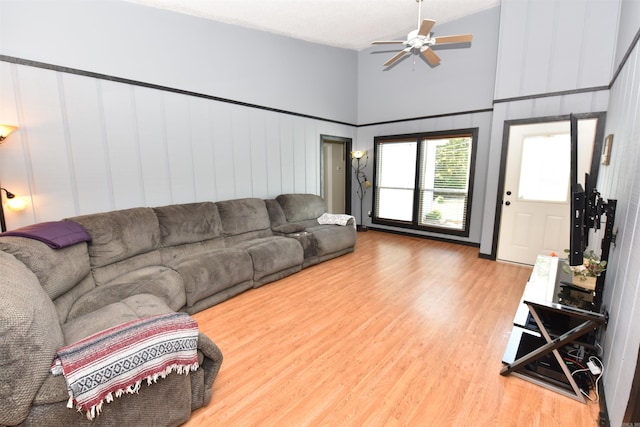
[0,193,356,427]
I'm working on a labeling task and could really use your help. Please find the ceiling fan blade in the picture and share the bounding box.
[434,34,473,44]
[422,47,441,65]
[418,19,436,37]
[384,48,410,67]
[371,40,405,45]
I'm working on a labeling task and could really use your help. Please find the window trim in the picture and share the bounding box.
[372,128,478,237]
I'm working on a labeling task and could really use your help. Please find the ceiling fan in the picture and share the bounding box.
[372,0,473,67]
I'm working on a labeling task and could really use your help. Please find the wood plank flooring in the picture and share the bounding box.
[185,231,601,426]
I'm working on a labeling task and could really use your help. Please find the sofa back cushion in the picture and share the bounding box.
[216,198,272,244]
[154,202,223,247]
[0,250,64,426]
[276,193,327,222]
[71,207,161,268]
[0,236,92,301]
[264,199,287,227]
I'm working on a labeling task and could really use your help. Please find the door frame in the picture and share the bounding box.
[489,112,607,261]
[320,134,353,215]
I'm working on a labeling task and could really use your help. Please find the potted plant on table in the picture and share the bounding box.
[562,249,607,290]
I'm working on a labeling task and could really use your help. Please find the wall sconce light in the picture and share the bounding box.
[0,187,25,232]
[0,124,18,143]
[351,150,370,232]
[7,196,27,212]
[351,150,366,160]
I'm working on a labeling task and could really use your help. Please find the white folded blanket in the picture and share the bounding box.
[317,213,356,228]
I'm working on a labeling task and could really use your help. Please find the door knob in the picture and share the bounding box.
[506,191,512,196]
[505,201,511,206]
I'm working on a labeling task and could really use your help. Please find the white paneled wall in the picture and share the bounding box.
[478,0,619,257]
[495,0,617,99]
[0,61,355,229]
[598,31,640,427]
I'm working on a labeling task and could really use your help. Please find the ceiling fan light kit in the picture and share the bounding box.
[372,0,473,68]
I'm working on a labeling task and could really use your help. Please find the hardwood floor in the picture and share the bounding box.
[186,231,601,426]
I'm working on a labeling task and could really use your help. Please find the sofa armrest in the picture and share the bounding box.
[0,252,64,426]
[193,332,224,407]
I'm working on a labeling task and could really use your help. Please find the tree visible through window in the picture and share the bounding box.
[373,129,477,236]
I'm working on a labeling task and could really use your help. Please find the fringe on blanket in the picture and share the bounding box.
[51,312,200,420]
[65,362,200,420]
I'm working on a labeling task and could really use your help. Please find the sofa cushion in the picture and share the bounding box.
[0,236,91,300]
[276,193,327,222]
[216,198,272,236]
[233,236,304,281]
[271,223,307,234]
[52,275,97,324]
[175,248,253,307]
[0,251,65,426]
[70,207,161,268]
[91,249,162,286]
[154,202,223,247]
[62,293,175,345]
[66,266,187,321]
[306,224,357,257]
[159,238,226,267]
[264,198,287,227]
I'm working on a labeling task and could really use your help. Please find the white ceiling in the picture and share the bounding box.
[124,0,501,50]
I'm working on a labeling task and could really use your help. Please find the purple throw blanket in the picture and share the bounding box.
[1,220,91,248]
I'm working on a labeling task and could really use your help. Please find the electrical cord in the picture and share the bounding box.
[570,356,603,402]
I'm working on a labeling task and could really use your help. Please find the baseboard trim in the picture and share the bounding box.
[367,226,480,248]
[599,385,610,427]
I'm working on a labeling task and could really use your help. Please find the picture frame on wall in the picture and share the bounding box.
[602,134,613,165]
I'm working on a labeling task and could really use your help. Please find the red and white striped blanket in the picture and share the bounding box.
[51,312,199,420]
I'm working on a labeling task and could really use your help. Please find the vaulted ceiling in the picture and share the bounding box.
[125,0,501,50]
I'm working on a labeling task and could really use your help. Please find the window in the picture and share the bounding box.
[518,134,570,202]
[373,129,478,236]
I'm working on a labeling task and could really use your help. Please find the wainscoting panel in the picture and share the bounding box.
[0,62,355,229]
[187,96,217,203]
[100,80,145,211]
[265,111,284,198]
[17,66,73,222]
[0,62,36,226]
[163,91,198,205]
[135,86,173,207]
[60,74,113,215]
[598,35,640,426]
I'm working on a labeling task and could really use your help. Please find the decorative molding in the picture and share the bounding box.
[0,55,355,127]
[610,26,640,88]
[358,108,494,128]
[493,85,610,105]
[1,55,492,129]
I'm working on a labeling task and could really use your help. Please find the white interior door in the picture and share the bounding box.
[497,120,596,265]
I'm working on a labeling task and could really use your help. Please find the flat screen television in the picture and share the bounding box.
[568,115,600,266]
[566,114,616,311]
[567,115,612,263]
[569,184,586,266]
[569,114,586,266]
